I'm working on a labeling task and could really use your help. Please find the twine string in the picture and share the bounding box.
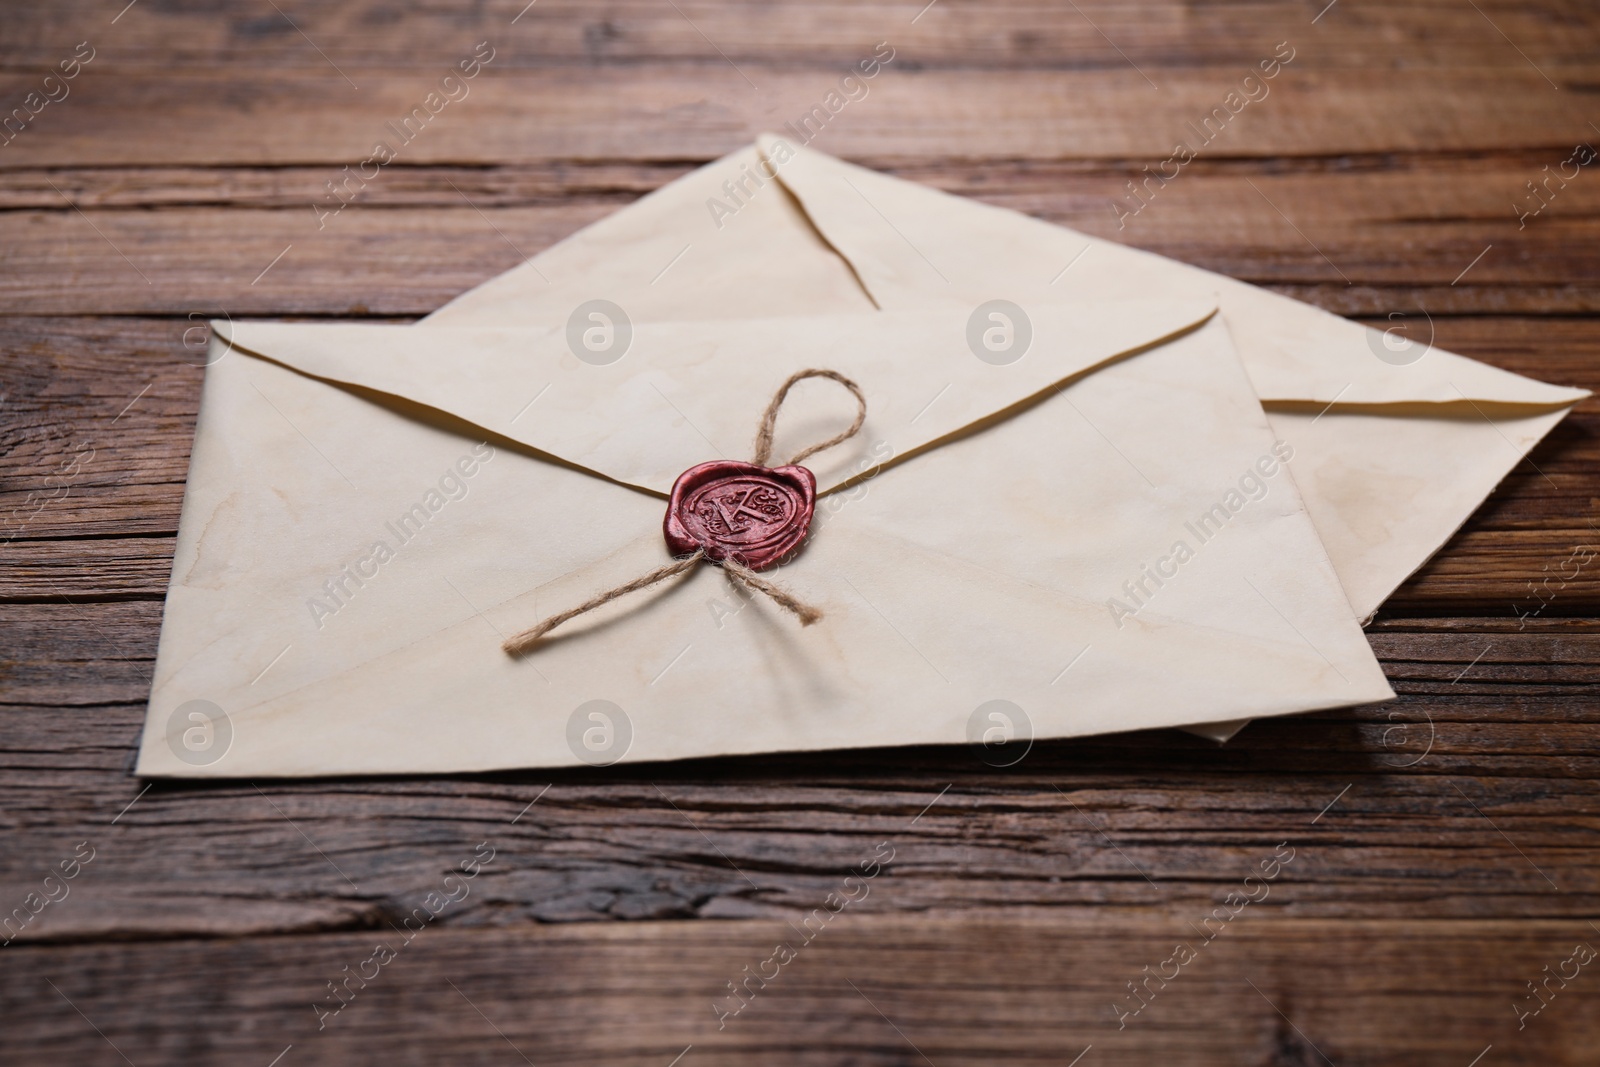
[502,369,864,656]
[722,557,824,625]
[502,550,704,656]
[751,368,867,468]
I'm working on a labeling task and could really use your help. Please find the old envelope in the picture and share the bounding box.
[386,137,1586,749]
[762,138,1595,623]
[140,137,1574,780]
[427,137,1589,625]
[136,294,1395,776]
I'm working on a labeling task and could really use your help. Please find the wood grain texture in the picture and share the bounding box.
[4,159,1599,315]
[1,0,1598,1062]
[1,67,1598,171]
[4,918,1598,1066]
[3,0,1598,70]
[4,610,1597,939]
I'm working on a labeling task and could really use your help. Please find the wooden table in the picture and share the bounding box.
[3,2,1598,1063]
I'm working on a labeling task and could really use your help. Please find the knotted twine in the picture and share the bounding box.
[502,369,867,656]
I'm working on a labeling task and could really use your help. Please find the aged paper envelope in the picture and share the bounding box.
[753,138,1592,621]
[429,137,1588,624]
[137,294,1393,776]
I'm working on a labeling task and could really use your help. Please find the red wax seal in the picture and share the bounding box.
[664,461,816,571]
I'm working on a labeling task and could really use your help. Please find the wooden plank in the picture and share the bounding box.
[0,316,199,543]
[0,161,686,210]
[0,1,1594,1060]
[2,620,1596,940]
[0,601,158,706]
[2,0,1596,70]
[2,160,1599,315]
[1,68,1596,173]
[0,202,612,316]
[0,918,1593,1064]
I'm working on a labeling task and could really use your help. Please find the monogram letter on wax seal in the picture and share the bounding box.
[664,461,816,571]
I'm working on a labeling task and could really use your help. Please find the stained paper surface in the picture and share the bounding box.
[137,141,1585,777]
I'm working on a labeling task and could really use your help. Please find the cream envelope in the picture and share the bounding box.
[389,138,1583,749]
[424,137,1589,625]
[136,295,1396,777]
[139,135,1585,777]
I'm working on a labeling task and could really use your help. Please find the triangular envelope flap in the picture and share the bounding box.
[756,134,1588,410]
[213,299,1216,497]
[425,146,878,328]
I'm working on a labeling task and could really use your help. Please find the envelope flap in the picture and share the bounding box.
[216,298,1217,497]
[756,134,1588,410]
